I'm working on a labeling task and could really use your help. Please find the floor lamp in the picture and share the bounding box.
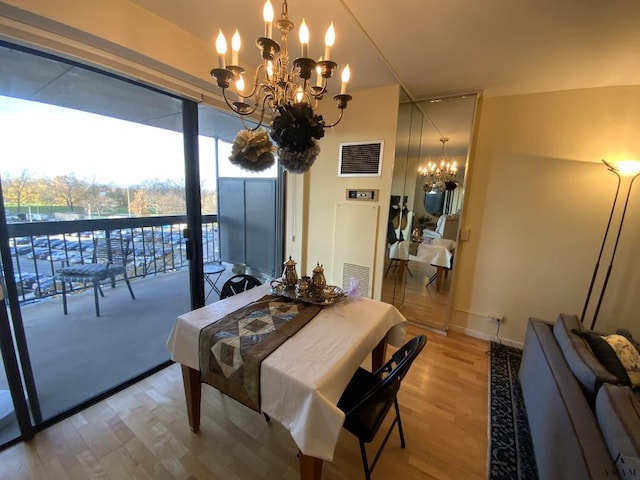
[581,159,640,330]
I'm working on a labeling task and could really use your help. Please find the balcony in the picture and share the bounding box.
[1,215,269,446]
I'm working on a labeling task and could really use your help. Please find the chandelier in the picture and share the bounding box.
[210,0,352,132]
[419,137,458,189]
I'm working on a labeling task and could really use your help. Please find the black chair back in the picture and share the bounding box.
[343,335,427,417]
[219,274,262,300]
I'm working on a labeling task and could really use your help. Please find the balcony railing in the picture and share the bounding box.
[5,214,218,304]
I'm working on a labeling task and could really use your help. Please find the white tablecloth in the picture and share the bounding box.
[166,284,407,461]
[396,238,455,268]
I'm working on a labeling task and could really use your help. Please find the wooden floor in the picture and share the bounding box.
[0,325,489,480]
[382,260,451,332]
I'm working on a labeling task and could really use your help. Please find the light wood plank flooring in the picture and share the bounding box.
[0,325,489,480]
[382,260,451,331]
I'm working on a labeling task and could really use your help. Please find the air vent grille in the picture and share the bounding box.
[342,263,371,298]
[339,141,383,177]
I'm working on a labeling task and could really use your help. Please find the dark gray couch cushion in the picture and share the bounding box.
[552,313,619,398]
[521,319,615,479]
[596,384,640,477]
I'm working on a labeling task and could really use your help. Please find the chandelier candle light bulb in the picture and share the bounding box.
[316,60,323,87]
[236,76,245,101]
[263,0,274,38]
[231,30,241,66]
[324,22,335,60]
[341,65,350,94]
[215,30,227,69]
[299,19,309,58]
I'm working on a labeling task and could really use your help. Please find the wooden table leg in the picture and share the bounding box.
[299,452,323,480]
[371,333,389,371]
[181,365,201,432]
[436,266,443,292]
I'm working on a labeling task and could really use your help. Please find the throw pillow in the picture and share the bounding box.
[603,334,640,388]
[580,331,632,386]
[616,328,640,353]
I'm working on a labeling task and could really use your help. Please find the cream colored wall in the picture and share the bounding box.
[298,84,400,300]
[453,86,640,345]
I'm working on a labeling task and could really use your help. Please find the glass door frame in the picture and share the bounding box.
[0,40,207,447]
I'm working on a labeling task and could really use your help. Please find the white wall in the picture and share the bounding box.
[301,85,400,300]
[452,86,640,345]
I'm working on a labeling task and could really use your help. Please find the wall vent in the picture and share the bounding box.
[338,141,383,177]
[342,263,371,298]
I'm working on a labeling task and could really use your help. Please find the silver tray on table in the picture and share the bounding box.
[270,281,347,306]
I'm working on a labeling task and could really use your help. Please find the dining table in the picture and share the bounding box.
[166,283,407,480]
[397,238,456,291]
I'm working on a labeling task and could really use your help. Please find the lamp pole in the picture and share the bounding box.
[590,166,640,330]
[580,160,620,324]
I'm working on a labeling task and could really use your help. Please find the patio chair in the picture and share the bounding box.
[54,236,135,317]
[219,274,262,300]
[337,334,427,480]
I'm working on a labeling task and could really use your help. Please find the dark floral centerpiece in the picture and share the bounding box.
[270,103,325,174]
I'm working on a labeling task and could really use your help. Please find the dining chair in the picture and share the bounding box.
[386,210,414,278]
[337,334,427,480]
[219,274,262,300]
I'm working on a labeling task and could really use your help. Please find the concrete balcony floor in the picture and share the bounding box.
[1,263,249,445]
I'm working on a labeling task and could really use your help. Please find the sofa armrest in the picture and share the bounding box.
[520,319,614,480]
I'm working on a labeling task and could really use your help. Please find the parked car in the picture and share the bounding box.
[33,276,58,298]
[27,247,49,259]
[47,250,69,261]
[10,245,32,256]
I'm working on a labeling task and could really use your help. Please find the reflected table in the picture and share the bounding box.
[397,238,456,291]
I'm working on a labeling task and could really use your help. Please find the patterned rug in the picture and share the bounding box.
[488,342,538,480]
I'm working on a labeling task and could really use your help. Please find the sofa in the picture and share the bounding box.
[519,314,640,480]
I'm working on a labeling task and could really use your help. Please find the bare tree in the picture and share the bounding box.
[2,169,35,213]
[49,174,86,212]
[85,176,114,217]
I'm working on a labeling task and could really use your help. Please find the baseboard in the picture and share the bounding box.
[448,323,524,349]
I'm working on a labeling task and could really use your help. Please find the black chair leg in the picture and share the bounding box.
[263,413,271,422]
[61,281,68,315]
[124,276,135,299]
[358,440,371,480]
[92,281,100,317]
[394,399,406,448]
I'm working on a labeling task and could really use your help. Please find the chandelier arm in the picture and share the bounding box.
[241,94,272,132]
[243,64,267,100]
[324,108,345,128]
[240,114,263,132]
[221,88,260,117]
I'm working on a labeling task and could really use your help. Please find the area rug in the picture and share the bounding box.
[488,342,538,480]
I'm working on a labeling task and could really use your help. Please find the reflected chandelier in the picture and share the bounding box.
[419,137,458,184]
[210,0,353,131]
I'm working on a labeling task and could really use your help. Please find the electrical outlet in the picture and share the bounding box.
[489,314,504,324]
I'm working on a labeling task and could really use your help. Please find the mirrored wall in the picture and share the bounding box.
[382,92,477,332]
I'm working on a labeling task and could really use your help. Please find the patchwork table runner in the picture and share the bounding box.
[198,295,321,412]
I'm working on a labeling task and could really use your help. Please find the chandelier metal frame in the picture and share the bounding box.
[210,0,352,131]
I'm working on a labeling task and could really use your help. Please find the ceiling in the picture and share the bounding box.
[132,0,640,101]
[2,0,639,150]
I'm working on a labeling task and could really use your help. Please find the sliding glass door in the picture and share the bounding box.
[0,42,198,446]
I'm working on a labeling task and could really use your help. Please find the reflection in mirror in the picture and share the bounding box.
[382,93,477,332]
[381,100,423,308]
